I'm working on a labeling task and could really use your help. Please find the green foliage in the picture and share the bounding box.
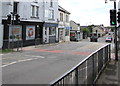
[82,28,90,33]
[87,25,95,33]
[0,49,14,53]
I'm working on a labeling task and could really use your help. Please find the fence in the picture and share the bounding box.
[3,40,23,51]
[50,44,111,85]
[117,41,120,50]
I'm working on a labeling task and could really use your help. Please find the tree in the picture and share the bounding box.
[82,28,90,38]
[87,25,95,33]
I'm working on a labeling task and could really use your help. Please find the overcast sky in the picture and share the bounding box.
[59,0,117,26]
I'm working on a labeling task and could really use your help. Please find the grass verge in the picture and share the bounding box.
[0,49,14,53]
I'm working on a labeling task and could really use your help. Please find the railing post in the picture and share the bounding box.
[109,44,111,61]
[92,55,95,85]
[75,68,78,86]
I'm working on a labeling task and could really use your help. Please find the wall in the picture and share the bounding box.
[0,1,3,85]
[18,0,43,22]
[118,1,120,42]
[2,0,13,18]
[44,0,58,23]
[70,21,79,30]
[0,0,3,49]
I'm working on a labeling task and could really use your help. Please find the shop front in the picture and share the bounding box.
[2,20,43,49]
[58,26,65,43]
[65,26,70,42]
[43,23,58,44]
[22,21,43,47]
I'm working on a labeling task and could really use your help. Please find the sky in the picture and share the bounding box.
[59,0,118,26]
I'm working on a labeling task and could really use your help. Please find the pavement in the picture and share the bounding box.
[96,50,120,85]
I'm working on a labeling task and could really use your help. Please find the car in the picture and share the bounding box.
[105,37,112,42]
[90,36,98,42]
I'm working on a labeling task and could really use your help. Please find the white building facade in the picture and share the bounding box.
[118,1,120,40]
[0,0,3,49]
[70,20,82,41]
[2,0,58,49]
[42,0,58,43]
[58,5,70,42]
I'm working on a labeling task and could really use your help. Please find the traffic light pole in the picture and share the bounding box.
[114,1,118,61]
[11,12,15,51]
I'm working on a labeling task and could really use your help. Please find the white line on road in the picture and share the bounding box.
[2,61,17,68]
[1,58,38,68]
[25,55,45,58]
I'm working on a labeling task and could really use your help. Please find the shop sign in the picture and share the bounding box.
[66,27,70,30]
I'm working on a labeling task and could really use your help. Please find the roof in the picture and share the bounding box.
[80,26,88,29]
[58,5,71,14]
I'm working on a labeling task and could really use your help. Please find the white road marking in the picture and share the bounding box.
[2,61,17,68]
[18,59,34,62]
[1,58,39,68]
[25,55,45,58]
[1,55,45,68]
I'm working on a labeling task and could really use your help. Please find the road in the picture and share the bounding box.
[1,41,108,84]
[83,34,114,51]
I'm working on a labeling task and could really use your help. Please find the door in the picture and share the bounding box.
[44,27,49,43]
[59,29,64,42]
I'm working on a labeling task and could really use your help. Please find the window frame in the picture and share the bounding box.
[13,2,18,14]
[50,0,53,7]
[31,5,35,17]
[36,6,39,17]
[31,5,39,18]
[60,13,63,21]
[66,14,69,23]
[48,9,54,20]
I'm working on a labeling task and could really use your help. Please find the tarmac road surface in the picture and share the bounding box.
[2,42,108,84]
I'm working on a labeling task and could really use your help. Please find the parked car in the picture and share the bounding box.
[70,31,81,42]
[105,37,112,42]
[90,36,98,42]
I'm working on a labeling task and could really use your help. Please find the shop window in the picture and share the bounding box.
[65,29,69,36]
[49,27,56,35]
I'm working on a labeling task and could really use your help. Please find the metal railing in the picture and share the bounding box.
[117,41,120,50]
[3,40,23,51]
[35,38,42,48]
[50,44,111,85]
